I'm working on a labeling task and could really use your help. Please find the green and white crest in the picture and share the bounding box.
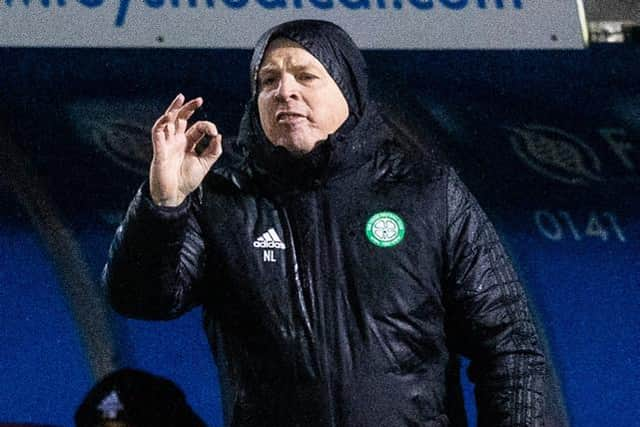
[366,211,405,247]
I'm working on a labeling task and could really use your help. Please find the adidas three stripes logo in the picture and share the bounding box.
[253,228,286,250]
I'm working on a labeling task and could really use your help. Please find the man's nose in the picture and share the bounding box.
[275,74,299,101]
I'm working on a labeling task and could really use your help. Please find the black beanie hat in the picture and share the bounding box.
[249,20,369,119]
[74,369,207,427]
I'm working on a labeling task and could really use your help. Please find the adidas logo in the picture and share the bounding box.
[253,228,286,250]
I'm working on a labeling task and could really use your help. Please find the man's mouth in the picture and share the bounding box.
[276,112,306,123]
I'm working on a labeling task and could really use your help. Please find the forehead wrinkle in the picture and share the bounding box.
[260,55,319,71]
[260,46,324,74]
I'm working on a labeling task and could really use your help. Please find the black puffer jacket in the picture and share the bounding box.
[104,20,546,427]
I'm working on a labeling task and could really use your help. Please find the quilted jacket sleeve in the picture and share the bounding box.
[444,169,546,427]
[102,183,207,320]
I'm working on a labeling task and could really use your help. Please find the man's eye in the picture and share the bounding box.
[299,73,317,82]
[260,76,276,86]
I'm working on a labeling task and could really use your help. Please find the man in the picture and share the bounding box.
[104,20,546,426]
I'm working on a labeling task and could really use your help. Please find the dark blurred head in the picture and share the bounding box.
[74,369,206,427]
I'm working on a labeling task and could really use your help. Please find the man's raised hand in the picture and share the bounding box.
[149,94,222,207]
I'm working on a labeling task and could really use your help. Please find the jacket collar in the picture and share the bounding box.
[244,103,389,193]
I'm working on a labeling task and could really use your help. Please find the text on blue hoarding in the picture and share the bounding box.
[5,0,523,27]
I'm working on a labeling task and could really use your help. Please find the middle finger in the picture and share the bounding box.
[164,93,185,115]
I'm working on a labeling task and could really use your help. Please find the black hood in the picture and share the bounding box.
[233,20,388,192]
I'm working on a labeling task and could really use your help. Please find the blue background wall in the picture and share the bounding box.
[1,44,638,426]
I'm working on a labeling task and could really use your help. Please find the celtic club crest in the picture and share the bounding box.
[366,212,406,248]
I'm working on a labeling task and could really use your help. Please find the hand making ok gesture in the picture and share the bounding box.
[149,94,222,207]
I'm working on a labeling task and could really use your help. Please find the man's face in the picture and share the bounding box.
[257,38,350,155]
